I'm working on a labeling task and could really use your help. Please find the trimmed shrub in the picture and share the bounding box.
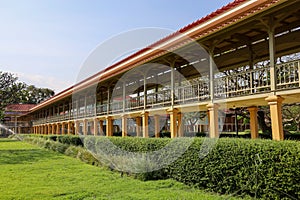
[76,148,101,166]
[24,134,300,199]
[49,141,69,154]
[65,145,81,158]
[84,136,300,199]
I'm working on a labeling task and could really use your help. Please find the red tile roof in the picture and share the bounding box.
[5,104,36,112]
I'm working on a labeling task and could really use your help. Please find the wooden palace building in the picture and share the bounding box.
[22,0,300,141]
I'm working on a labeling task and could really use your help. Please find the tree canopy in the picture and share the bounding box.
[0,71,55,119]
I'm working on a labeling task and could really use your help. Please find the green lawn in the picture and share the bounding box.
[0,139,247,200]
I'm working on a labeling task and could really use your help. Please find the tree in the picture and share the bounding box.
[0,71,55,120]
[183,111,206,132]
[0,72,26,119]
[282,103,300,132]
[23,85,55,104]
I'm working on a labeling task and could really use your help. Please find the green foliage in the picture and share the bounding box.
[56,135,84,146]
[88,137,300,199]
[1,139,243,200]
[64,145,81,158]
[29,134,84,146]
[171,139,300,199]
[24,135,300,199]
[0,71,55,120]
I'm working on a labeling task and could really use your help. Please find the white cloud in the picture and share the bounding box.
[9,71,73,93]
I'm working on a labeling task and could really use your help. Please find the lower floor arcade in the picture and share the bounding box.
[32,93,292,141]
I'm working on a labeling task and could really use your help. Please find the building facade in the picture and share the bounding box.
[2,104,35,135]
[22,0,299,141]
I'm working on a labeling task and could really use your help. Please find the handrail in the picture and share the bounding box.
[32,60,300,125]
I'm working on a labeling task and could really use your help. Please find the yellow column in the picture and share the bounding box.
[177,112,184,137]
[75,120,80,135]
[247,106,259,139]
[136,117,142,137]
[93,118,98,136]
[206,103,219,138]
[265,95,284,141]
[99,120,104,136]
[56,123,60,135]
[61,122,65,135]
[106,116,113,137]
[52,124,55,135]
[168,108,178,138]
[67,121,71,135]
[142,111,149,138]
[154,115,160,138]
[71,122,75,135]
[83,120,87,136]
[121,115,127,137]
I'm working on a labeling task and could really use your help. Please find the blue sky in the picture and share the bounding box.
[0,0,232,93]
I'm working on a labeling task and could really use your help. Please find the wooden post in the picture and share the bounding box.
[75,121,80,135]
[93,118,98,136]
[177,112,184,137]
[247,106,259,139]
[206,103,219,138]
[106,116,113,137]
[265,95,284,141]
[121,115,127,137]
[136,117,142,137]
[167,108,178,138]
[83,120,87,135]
[142,111,149,138]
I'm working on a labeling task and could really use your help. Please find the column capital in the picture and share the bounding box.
[166,108,178,113]
[247,106,258,112]
[141,111,149,116]
[93,117,99,121]
[206,103,220,110]
[265,95,284,105]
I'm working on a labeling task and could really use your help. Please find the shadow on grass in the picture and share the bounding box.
[0,139,19,143]
[0,149,59,165]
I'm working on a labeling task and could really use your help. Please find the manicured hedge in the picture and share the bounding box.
[23,134,300,199]
[83,136,300,199]
[25,134,84,146]
[22,135,100,166]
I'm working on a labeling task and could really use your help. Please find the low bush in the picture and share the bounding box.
[23,135,101,167]
[64,145,81,158]
[84,136,300,199]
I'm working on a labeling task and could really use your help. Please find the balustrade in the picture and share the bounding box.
[33,60,300,125]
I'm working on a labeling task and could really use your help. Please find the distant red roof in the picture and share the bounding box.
[5,104,36,112]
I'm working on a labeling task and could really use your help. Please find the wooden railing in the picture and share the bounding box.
[33,60,300,125]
